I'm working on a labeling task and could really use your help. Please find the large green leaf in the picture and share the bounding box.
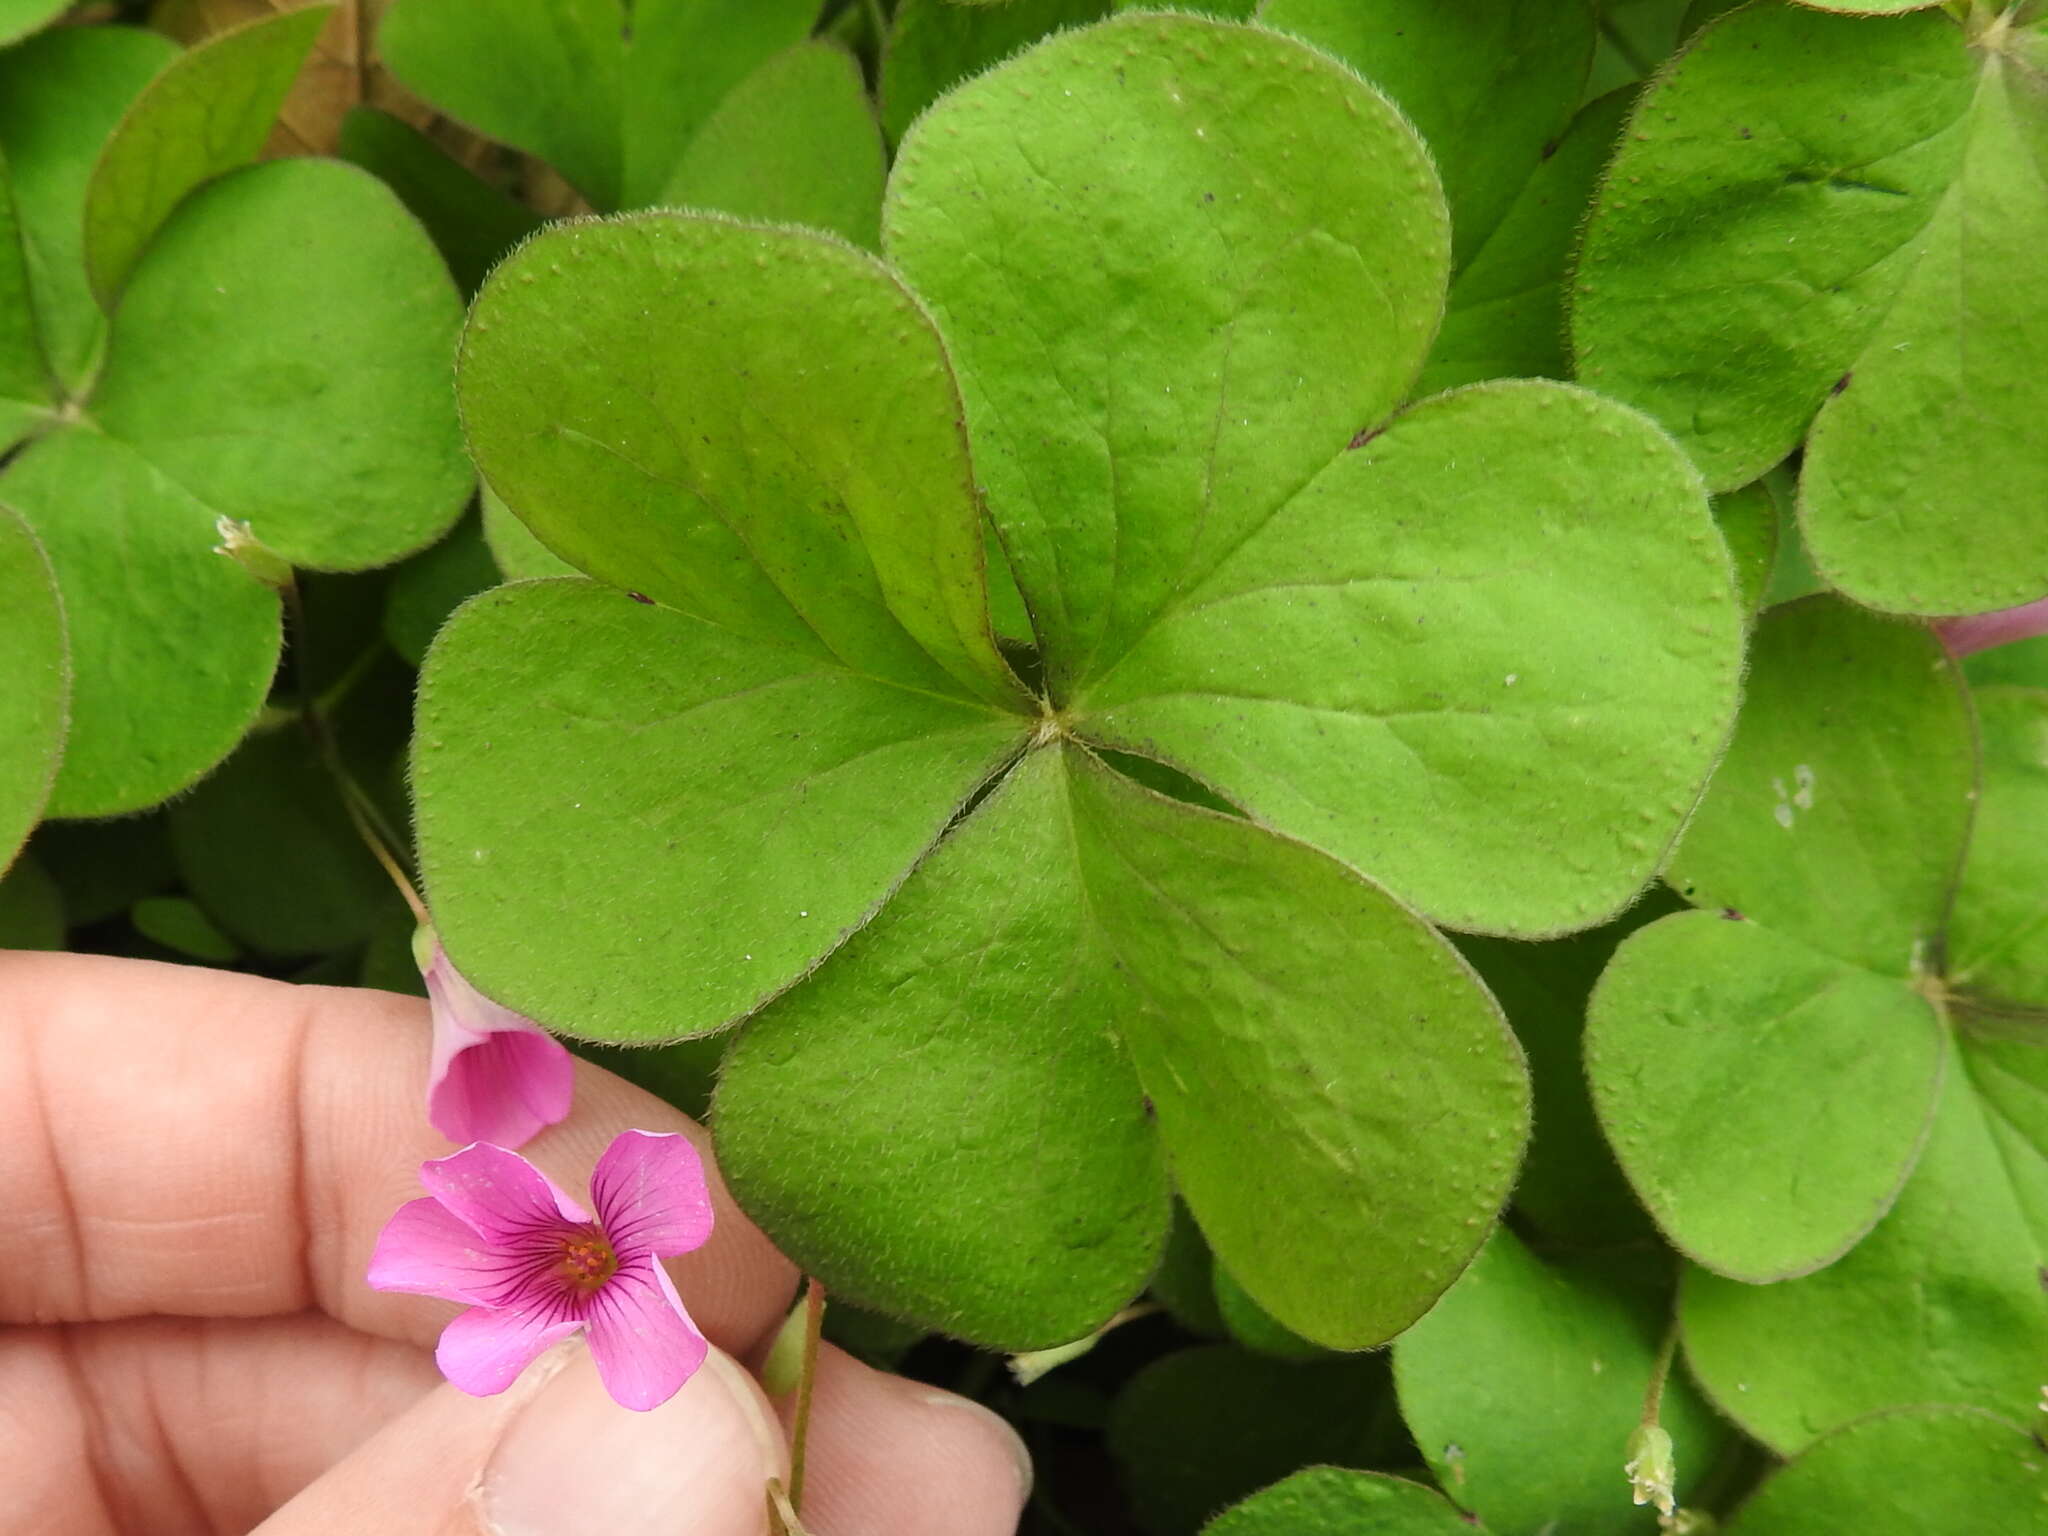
[1081,381,1743,937]
[1681,1041,2048,1451]
[82,7,331,307]
[661,42,886,249]
[0,505,65,865]
[458,213,1023,708]
[1945,687,2048,1010]
[89,158,469,570]
[413,578,1028,1042]
[3,429,278,818]
[377,0,819,210]
[879,0,1111,145]
[884,12,1450,691]
[1418,87,1636,396]
[1586,910,1946,1280]
[1067,748,1529,1348]
[1797,15,2048,615]
[1204,1470,1476,1536]
[714,748,1170,1349]
[1666,596,1974,975]
[0,26,176,395]
[1394,1228,1732,1534]
[1723,1407,2044,1535]
[1257,0,1595,265]
[1573,3,1974,491]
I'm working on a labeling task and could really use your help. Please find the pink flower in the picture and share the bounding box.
[417,929,575,1149]
[367,1132,715,1409]
[1935,596,2048,657]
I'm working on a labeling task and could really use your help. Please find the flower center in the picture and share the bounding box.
[555,1229,619,1294]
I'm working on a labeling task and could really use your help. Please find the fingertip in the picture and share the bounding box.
[781,1345,1030,1536]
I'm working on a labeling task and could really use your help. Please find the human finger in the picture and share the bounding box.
[0,950,795,1353]
[250,1341,788,1536]
[0,1311,436,1536]
[774,1345,1032,1536]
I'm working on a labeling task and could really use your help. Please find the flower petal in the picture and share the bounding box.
[589,1129,715,1260]
[435,1304,583,1397]
[366,1196,535,1305]
[424,943,575,1149]
[420,1142,591,1242]
[582,1257,708,1411]
[428,1025,577,1149]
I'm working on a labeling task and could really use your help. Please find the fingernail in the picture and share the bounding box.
[917,1388,1035,1503]
[483,1345,786,1535]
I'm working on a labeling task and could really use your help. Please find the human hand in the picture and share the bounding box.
[0,951,1031,1535]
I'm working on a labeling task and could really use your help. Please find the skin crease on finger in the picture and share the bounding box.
[0,952,1033,1536]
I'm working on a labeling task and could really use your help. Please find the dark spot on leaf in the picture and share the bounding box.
[1831,372,1852,396]
[1721,907,1744,921]
[627,591,653,605]
[1348,425,1383,451]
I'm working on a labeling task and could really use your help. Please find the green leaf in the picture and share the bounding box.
[1947,686,2048,1010]
[479,486,575,582]
[1109,1345,1397,1536]
[383,511,500,668]
[1081,381,1743,937]
[90,157,471,571]
[0,852,62,949]
[1150,1201,1227,1339]
[1667,596,1974,975]
[1394,1228,1732,1534]
[83,7,331,307]
[1712,478,1781,618]
[0,505,65,865]
[884,12,1450,690]
[131,893,240,963]
[714,747,1169,1349]
[1418,87,1636,396]
[1724,1407,2044,1535]
[4,429,279,818]
[1204,1469,1477,1536]
[1258,0,1595,265]
[0,0,65,46]
[377,0,818,210]
[1456,888,1685,1248]
[660,42,887,249]
[166,724,404,956]
[1066,748,1529,1349]
[1798,15,2048,615]
[1681,1041,2048,1451]
[1586,910,1946,1280]
[0,147,51,434]
[1965,634,2048,690]
[0,26,176,394]
[413,578,1028,1042]
[1212,1265,1327,1363]
[458,213,1024,708]
[1573,3,1977,491]
[879,0,1112,145]
[335,106,542,296]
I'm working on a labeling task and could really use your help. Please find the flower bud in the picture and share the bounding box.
[1625,1423,1677,1517]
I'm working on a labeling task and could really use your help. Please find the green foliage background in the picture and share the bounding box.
[1,1,2043,1531]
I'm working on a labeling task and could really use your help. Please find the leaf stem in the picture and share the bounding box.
[787,1279,828,1516]
[1641,1312,1681,1428]
[279,576,429,926]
